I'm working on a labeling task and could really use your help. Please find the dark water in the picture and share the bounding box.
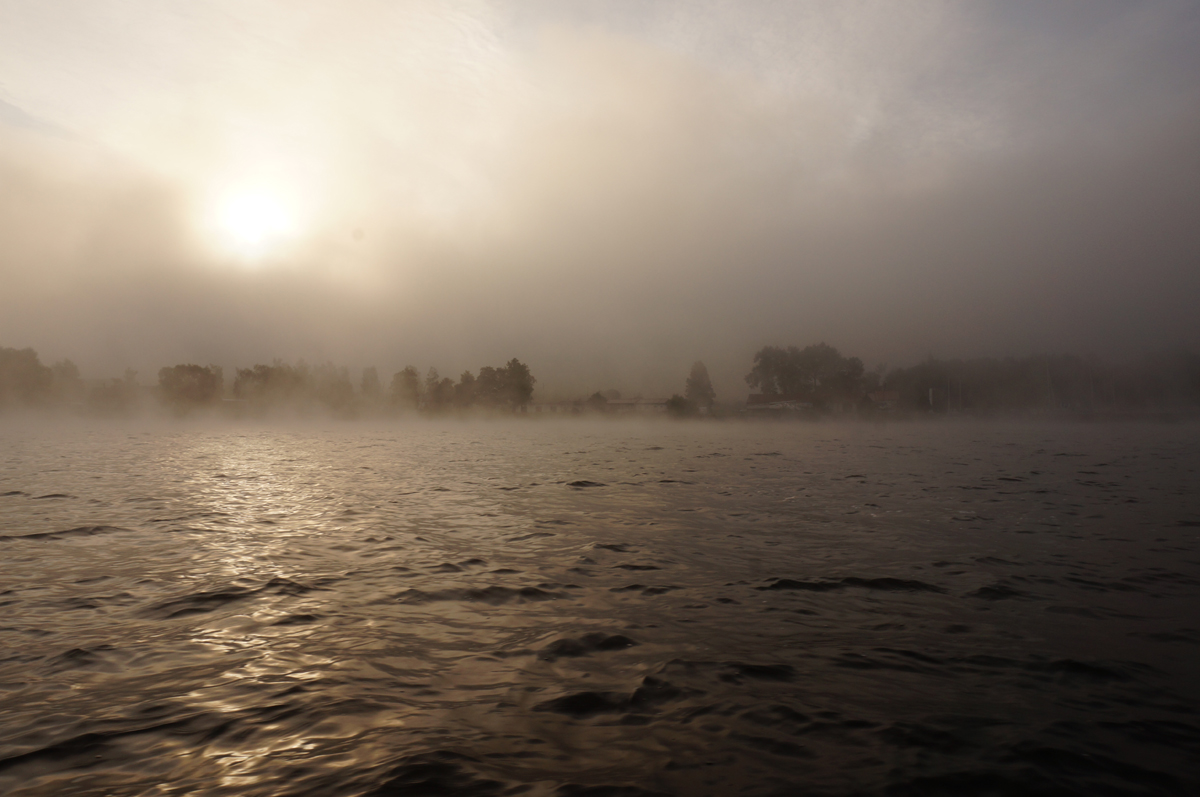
[1,419,1198,796]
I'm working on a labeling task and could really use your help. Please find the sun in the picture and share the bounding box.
[217,192,295,255]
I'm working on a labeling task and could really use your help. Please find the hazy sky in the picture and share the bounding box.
[2,1,1198,399]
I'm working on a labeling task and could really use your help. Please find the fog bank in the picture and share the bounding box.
[2,1,1199,400]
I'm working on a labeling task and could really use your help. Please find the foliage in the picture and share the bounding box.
[423,367,455,410]
[746,343,864,401]
[503,358,536,408]
[390,366,422,409]
[376,358,538,413]
[467,360,535,410]
[665,394,698,417]
[158,364,223,408]
[234,362,308,406]
[455,371,477,406]
[229,361,359,415]
[0,347,53,407]
[883,352,1200,414]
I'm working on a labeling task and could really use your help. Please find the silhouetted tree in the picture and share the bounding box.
[390,366,421,410]
[745,346,798,395]
[234,362,308,407]
[746,343,865,405]
[423,367,455,410]
[879,352,1200,415]
[158,364,223,409]
[665,394,696,417]
[428,376,455,410]
[685,361,716,408]
[0,347,53,408]
[503,358,536,408]
[586,391,608,410]
[474,366,504,407]
[455,371,477,406]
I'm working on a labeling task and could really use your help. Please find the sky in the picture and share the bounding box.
[1,0,1198,400]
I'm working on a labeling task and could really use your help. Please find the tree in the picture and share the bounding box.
[234,362,308,407]
[390,366,421,409]
[665,394,696,417]
[745,345,798,395]
[685,361,716,408]
[503,358,536,408]
[158,364,223,409]
[474,366,504,406]
[423,367,455,410]
[0,347,53,407]
[430,376,455,410]
[746,343,865,402]
[455,371,477,406]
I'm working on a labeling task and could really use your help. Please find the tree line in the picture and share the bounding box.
[0,346,535,417]
[878,351,1200,416]
[744,343,1200,416]
[5,342,1198,418]
[160,359,536,416]
[0,346,138,413]
[745,343,867,403]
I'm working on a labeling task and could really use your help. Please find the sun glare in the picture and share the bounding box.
[217,192,295,256]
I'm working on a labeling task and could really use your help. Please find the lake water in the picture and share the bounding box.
[1,418,1198,796]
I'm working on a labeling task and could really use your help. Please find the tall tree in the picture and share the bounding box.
[685,361,716,408]
[745,345,796,395]
[746,343,864,400]
[503,358,536,408]
[0,347,53,407]
[423,367,449,409]
[234,362,307,406]
[455,371,477,406]
[389,366,421,409]
[474,366,503,406]
[158,364,223,408]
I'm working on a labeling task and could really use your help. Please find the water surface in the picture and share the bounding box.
[1,419,1198,795]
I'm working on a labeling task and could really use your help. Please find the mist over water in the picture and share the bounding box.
[1,418,1197,795]
[3,1,1200,394]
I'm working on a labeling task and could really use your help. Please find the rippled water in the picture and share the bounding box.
[1,418,1198,796]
